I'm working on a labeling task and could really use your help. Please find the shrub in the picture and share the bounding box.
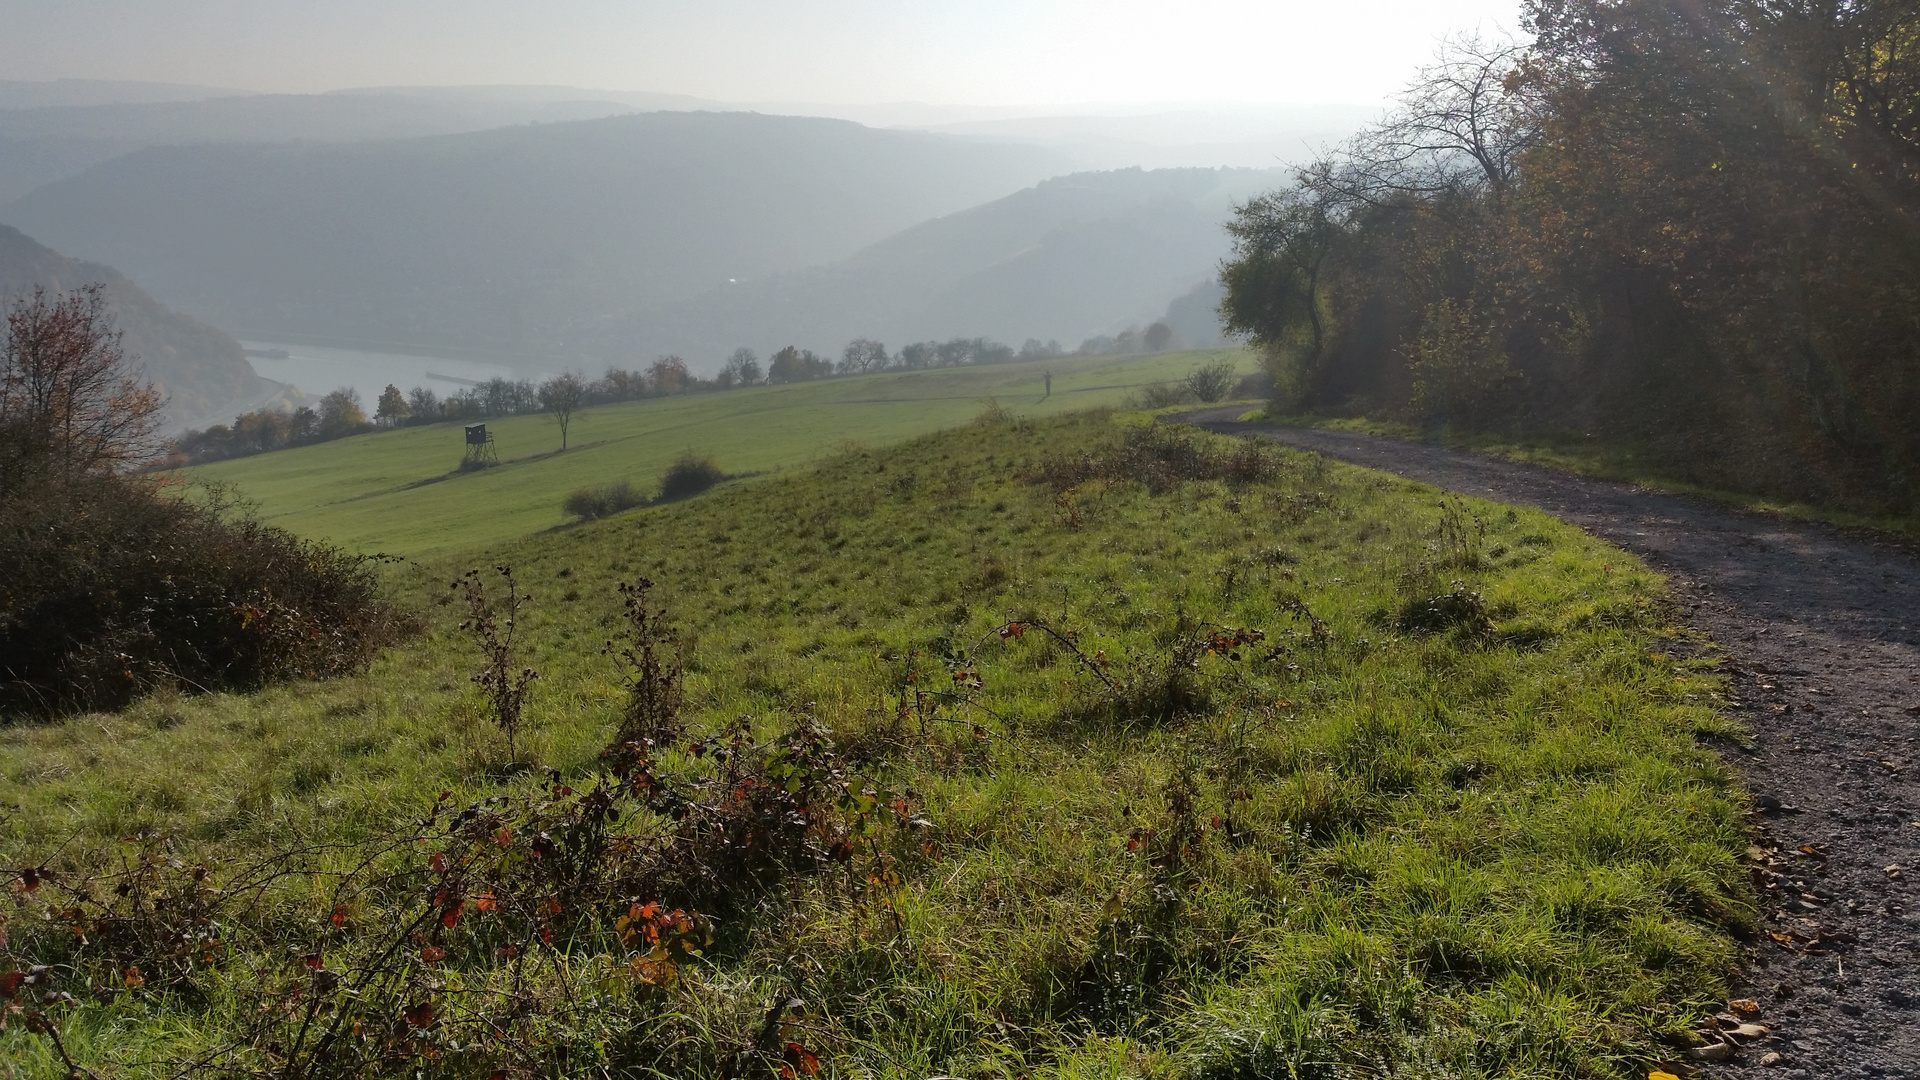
[1182,358,1240,403]
[657,452,725,501]
[563,480,644,521]
[1131,382,1197,409]
[1030,423,1285,495]
[0,476,403,717]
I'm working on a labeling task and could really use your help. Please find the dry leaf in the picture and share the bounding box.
[1649,1072,1682,1080]
[1728,998,1761,1014]
[1685,1042,1736,1061]
[1759,1051,1785,1066]
[1728,1023,1771,1039]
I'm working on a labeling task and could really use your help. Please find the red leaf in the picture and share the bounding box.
[429,851,448,873]
[0,971,24,1000]
[420,945,446,963]
[329,905,347,928]
[474,892,497,914]
[441,898,464,928]
[402,1002,435,1027]
[19,866,40,892]
[786,1043,821,1076]
[302,952,325,969]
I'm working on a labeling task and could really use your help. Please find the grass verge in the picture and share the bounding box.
[2,411,1751,1077]
[1246,411,1920,542]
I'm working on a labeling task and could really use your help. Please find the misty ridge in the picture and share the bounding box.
[0,81,1361,428]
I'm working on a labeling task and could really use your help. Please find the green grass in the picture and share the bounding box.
[2,410,1752,1078]
[183,348,1256,558]
[1249,410,1920,539]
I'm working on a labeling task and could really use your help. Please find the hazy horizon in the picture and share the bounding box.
[2,0,1526,110]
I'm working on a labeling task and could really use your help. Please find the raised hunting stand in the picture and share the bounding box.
[463,422,498,468]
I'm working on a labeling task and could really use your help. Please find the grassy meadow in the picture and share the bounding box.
[182,348,1256,557]
[0,407,1752,1078]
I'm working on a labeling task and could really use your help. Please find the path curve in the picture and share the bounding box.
[1172,406,1920,1077]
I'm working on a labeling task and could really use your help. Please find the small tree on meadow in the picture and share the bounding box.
[1145,322,1174,352]
[538,372,586,450]
[374,383,410,428]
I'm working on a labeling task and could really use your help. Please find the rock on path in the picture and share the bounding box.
[1175,407,1920,1078]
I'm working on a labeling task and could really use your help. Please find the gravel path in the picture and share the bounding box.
[1173,407,1920,1078]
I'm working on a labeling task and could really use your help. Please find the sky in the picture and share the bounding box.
[1,0,1528,109]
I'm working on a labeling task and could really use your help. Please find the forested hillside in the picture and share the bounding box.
[1222,0,1920,515]
[0,112,1069,358]
[0,224,270,429]
[0,85,710,202]
[652,167,1274,356]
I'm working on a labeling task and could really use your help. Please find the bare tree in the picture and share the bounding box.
[538,372,586,450]
[722,347,762,387]
[0,284,162,483]
[840,337,890,374]
[1316,33,1540,208]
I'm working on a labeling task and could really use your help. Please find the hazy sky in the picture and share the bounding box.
[3,0,1527,108]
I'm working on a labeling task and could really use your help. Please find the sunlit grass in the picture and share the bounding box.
[3,410,1749,1077]
[179,348,1257,557]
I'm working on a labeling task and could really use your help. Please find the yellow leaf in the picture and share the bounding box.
[1650,1072,1681,1080]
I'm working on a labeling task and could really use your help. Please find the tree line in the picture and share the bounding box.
[163,327,1172,468]
[1220,0,1920,514]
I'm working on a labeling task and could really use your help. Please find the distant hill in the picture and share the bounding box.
[0,79,246,110]
[918,105,1378,171]
[0,224,273,430]
[641,167,1276,360]
[0,89,671,202]
[0,111,1072,359]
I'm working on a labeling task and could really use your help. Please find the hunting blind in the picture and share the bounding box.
[463,422,497,466]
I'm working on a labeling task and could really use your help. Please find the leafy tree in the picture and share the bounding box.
[647,356,691,395]
[1144,322,1173,352]
[374,383,410,428]
[1215,0,1920,512]
[1221,186,1340,393]
[767,346,831,383]
[538,372,586,450]
[317,388,367,438]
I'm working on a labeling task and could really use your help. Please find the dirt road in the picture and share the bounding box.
[1174,407,1920,1078]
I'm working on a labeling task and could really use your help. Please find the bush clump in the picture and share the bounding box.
[563,480,645,521]
[0,283,403,718]
[1182,358,1239,403]
[1030,423,1284,495]
[657,452,725,501]
[0,477,404,717]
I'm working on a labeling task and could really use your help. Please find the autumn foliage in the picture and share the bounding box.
[1223,1,1920,513]
[0,285,401,716]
